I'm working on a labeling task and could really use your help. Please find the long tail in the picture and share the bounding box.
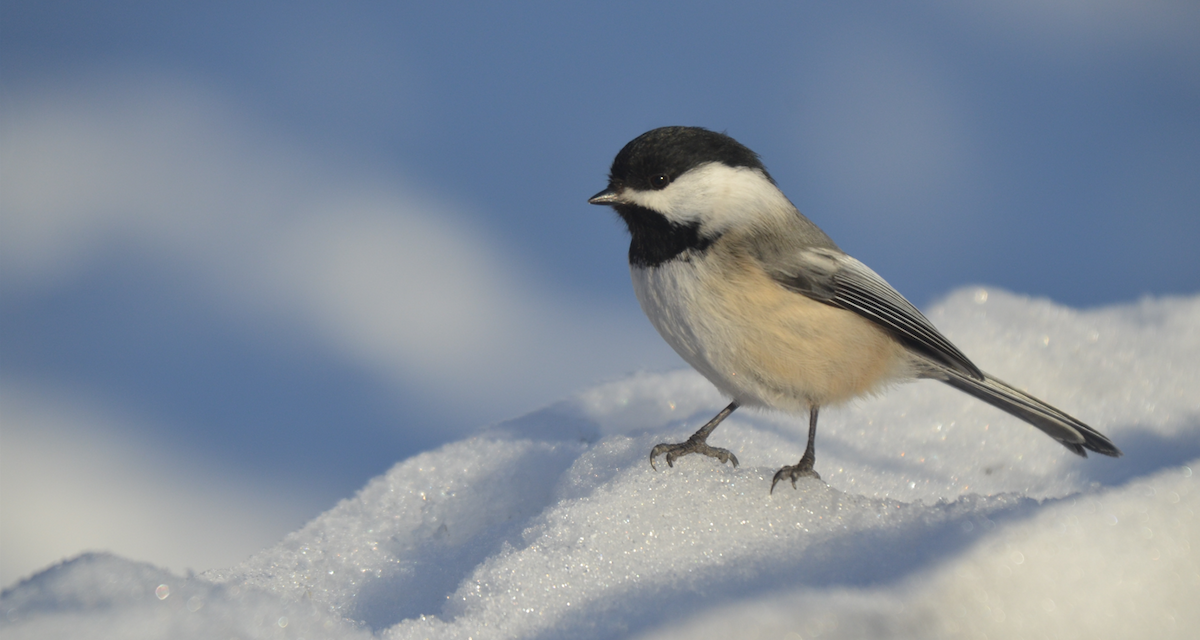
[937,368,1121,458]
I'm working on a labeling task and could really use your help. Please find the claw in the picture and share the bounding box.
[649,440,738,471]
[648,401,740,472]
[769,462,820,494]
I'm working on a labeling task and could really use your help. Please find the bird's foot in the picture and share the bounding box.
[770,455,820,493]
[649,437,739,471]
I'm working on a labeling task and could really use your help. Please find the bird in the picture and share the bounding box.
[587,126,1121,493]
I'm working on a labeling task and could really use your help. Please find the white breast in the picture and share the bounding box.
[631,260,732,389]
[631,247,912,413]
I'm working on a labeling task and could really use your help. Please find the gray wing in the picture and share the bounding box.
[767,247,984,380]
[764,246,1121,458]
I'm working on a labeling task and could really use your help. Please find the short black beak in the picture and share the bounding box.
[588,188,620,205]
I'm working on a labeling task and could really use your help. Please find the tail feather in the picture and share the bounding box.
[938,368,1121,458]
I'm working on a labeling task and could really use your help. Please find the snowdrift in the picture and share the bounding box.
[4,288,1198,639]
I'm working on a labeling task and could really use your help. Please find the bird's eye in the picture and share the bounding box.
[649,174,670,190]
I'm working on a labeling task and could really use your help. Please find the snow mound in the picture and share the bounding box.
[3,288,1198,639]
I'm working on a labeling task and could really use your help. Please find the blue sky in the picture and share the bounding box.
[2,1,1198,581]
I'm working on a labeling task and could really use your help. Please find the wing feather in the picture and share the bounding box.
[769,249,984,380]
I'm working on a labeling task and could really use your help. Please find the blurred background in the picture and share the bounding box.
[2,1,1197,587]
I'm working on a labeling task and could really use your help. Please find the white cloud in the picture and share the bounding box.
[0,73,672,420]
[1,76,293,287]
[265,201,515,373]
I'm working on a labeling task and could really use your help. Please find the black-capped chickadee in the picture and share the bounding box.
[589,126,1120,493]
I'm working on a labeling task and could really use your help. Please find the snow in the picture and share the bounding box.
[3,288,1198,639]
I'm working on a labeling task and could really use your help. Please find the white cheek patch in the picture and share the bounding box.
[622,163,794,235]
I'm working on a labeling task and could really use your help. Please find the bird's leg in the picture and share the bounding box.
[650,401,740,470]
[771,406,822,493]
